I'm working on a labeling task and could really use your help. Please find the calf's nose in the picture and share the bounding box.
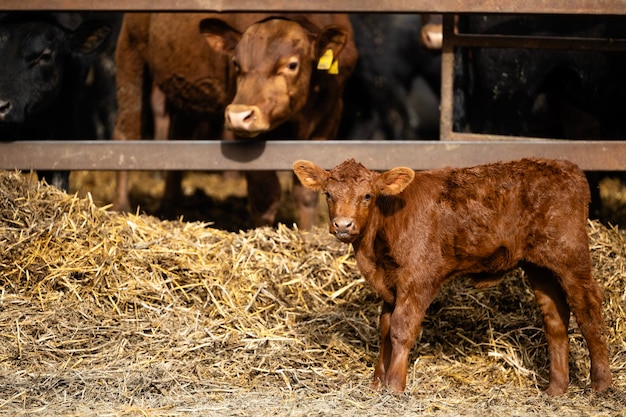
[333,217,355,233]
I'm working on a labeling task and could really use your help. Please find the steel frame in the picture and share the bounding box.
[2,1,626,171]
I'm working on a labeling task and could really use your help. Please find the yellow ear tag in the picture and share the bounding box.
[328,59,339,74]
[317,49,334,70]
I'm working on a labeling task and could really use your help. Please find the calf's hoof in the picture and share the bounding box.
[591,377,612,393]
[544,383,568,396]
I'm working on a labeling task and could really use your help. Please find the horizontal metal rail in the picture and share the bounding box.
[2,140,626,172]
[446,33,626,51]
[0,0,625,14]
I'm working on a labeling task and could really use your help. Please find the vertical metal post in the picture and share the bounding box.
[440,14,457,141]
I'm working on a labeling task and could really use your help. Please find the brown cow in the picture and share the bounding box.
[293,157,612,396]
[113,13,357,229]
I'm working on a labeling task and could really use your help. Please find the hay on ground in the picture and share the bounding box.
[0,170,625,417]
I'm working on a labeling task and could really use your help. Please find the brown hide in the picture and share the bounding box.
[113,13,357,229]
[293,157,612,396]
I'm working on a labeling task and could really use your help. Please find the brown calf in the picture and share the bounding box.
[293,157,612,396]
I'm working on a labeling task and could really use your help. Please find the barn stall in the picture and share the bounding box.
[1,1,626,416]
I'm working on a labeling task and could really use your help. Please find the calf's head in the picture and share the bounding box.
[201,17,350,138]
[293,159,415,243]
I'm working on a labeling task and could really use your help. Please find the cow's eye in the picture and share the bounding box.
[363,194,372,202]
[232,59,241,73]
[282,57,299,74]
[324,192,332,201]
[35,49,53,65]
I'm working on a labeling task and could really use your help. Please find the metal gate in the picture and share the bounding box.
[2,0,626,171]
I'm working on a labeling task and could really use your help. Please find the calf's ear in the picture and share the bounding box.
[293,160,328,191]
[200,18,242,55]
[378,167,415,195]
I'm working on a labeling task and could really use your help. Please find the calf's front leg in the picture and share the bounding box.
[374,288,433,392]
[372,302,394,389]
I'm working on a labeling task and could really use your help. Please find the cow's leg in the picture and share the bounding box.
[372,302,394,390]
[114,171,132,212]
[158,111,194,218]
[151,84,170,141]
[524,264,571,396]
[159,171,184,217]
[385,288,434,392]
[112,14,149,213]
[292,172,319,230]
[39,170,70,192]
[245,170,282,227]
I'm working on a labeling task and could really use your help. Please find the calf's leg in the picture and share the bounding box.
[383,289,434,392]
[525,265,571,396]
[372,302,394,390]
[551,267,612,392]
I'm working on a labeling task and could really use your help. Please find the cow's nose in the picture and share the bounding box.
[226,105,258,130]
[0,99,12,120]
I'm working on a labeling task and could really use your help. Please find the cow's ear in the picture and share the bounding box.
[293,160,328,191]
[316,25,349,62]
[200,18,242,55]
[378,167,415,196]
[70,21,112,54]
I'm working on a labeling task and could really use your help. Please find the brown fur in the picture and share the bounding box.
[113,13,357,228]
[293,157,612,396]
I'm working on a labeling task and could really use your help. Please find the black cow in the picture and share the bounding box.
[338,14,441,140]
[453,15,626,219]
[0,12,112,190]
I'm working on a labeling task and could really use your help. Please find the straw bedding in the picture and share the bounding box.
[0,170,625,416]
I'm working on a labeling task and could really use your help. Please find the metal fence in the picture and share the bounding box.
[2,0,626,171]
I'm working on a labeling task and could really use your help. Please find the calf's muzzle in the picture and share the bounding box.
[332,216,357,242]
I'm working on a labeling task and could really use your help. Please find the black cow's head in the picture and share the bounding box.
[0,13,111,126]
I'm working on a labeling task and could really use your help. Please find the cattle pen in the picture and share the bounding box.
[1,1,626,171]
[1,2,626,417]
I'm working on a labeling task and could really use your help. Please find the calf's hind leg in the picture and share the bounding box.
[524,264,571,396]
[525,262,612,395]
[551,265,612,392]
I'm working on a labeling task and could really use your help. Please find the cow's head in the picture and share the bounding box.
[0,13,110,125]
[293,159,415,243]
[200,16,350,138]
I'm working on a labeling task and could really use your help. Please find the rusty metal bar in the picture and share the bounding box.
[450,33,626,51]
[2,140,626,172]
[0,0,625,14]
[440,15,456,142]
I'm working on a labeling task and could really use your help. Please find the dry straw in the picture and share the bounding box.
[0,170,624,416]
